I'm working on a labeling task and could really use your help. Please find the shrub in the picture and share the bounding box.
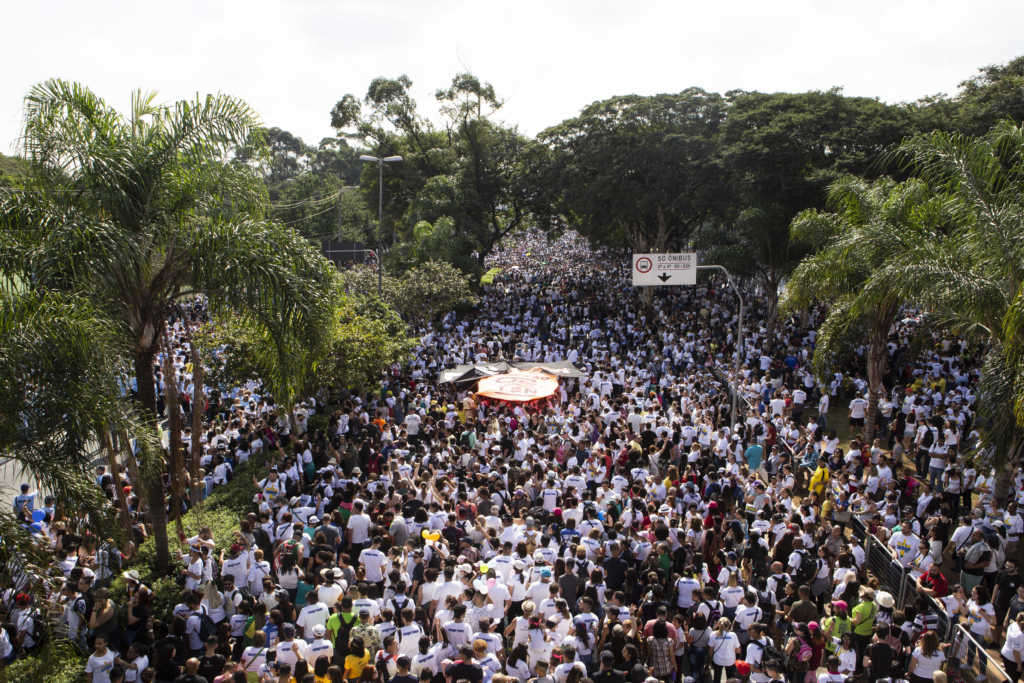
[3,638,84,683]
[134,452,264,583]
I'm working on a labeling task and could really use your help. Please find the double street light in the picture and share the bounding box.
[359,154,403,298]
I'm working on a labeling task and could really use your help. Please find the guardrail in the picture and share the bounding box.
[712,367,1008,680]
[847,515,1009,682]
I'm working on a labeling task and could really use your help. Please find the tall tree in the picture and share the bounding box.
[0,289,122,508]
[881,121,1024,501]
[784,176,952,441]
[0,80,336,570]
[540,89,727,253]
[712,89,914,322]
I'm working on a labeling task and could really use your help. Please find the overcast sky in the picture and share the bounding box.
[3,0,1023,154]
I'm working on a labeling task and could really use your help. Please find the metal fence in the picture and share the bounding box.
[949,624,1010,683]
[847,514,1008,681]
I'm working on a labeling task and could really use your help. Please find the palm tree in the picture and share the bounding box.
[880,121,1024,502]
[0,289,123,508]
[0,80,336,570]
[784,176,953,442]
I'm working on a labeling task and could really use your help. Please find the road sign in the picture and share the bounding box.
[632,252,697,286]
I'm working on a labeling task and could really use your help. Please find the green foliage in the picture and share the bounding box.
[870,122,1024,485]
[0,153,29,188]
[392,261,478,324]
[332,72,538,265]
[701,89,916,314]
[948,56,1024,136]
[323,296,417,391]
[0,78,340,569]
[480,267,501,285]
[134,454,263,583]
[2,638,85,683]
[540,89,727,252]
[341,260,477,326]
[0,289,126,506]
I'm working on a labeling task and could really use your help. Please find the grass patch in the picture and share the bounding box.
[480,267,501,285]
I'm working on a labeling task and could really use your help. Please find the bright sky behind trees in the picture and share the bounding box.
[2,0,1023,151]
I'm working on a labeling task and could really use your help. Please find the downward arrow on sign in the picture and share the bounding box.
[658,273,671,282]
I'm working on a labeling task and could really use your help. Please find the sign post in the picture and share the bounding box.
[631,253,744,427]
[632,252,697,286]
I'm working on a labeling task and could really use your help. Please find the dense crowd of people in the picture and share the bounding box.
[6,230,1024,683]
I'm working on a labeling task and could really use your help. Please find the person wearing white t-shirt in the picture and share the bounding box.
[296,593,330,640]
[889,528,921,568]
[85,635,118,683]
[347,501,372,550]
[709,619,741,682]
[305,624,334,667]
[908,633,946,683]
[1000,612,1024,678]
[359,542,389,584]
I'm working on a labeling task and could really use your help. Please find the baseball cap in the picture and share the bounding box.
[312,624,326,637]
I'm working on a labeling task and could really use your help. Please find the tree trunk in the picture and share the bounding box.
[102,428,131,529]
[161,350,186,537]
[118,429,145,515]
[190,343,204,507]
[865,307,897,444]
[764,275,779,341]
[134,350,171,572]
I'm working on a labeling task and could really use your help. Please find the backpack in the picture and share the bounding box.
[770,574,789,604]
[794,550,816,585]
[921,428,935,449]
[389,595,410,614]
[29,613,47,647]
[197,609,216,642]
[700,599,722,623]
[789,637,813,671]
[751,638,784,667]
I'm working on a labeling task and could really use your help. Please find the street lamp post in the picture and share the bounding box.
[359,154,403,298]
[696,264,745,430]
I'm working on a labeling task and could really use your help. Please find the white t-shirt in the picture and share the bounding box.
[296,601,330,639]
[359,547,388,582]
[710,630,740,665]
[347,513,371,544]
[85,649,118,683]
[911,648,945,679]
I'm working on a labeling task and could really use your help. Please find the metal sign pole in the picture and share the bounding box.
[697,265,744,431]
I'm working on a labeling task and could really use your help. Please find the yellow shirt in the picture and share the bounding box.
[809,466,831,495]
[344,650,370,679]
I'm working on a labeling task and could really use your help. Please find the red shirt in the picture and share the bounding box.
[919,570,949,597]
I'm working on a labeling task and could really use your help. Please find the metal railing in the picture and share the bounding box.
[713,372,1009,680]
[846,516,1009,681]
[949,624,1009,683]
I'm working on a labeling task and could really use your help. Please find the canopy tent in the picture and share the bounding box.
[476,368,560,403]
[438,360,583,385]
[438,362,512,385]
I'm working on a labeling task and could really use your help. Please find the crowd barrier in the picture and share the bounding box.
[710,368,1007,679]
[848,515,1008,681]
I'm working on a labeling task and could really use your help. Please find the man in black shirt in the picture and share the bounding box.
[443,645,483,683]
[603,542,629,588]
[994,559,1023,641]
[173,657,209,683]
[863,625,893,681]
[591,650,626,683]
[197,636,225,682]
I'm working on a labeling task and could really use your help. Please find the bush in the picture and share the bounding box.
[133,453,265,584]
[2,639,84,683]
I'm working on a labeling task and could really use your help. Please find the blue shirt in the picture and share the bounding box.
[744,444,764,470]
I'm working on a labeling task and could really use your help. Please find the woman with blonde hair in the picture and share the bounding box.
[201,579,226,623]
[708,616,741,683]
